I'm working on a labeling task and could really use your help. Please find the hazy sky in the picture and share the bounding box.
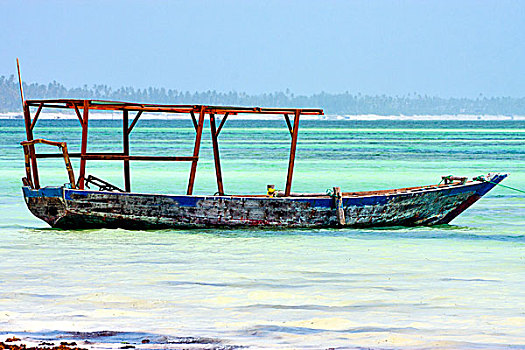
[1,0,524,97]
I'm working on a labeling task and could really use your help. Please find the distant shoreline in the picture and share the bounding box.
[1,112,524,121]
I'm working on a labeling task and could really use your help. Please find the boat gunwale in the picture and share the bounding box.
[22,177,494,200]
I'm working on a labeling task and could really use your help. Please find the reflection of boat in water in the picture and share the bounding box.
[20,99,507,229]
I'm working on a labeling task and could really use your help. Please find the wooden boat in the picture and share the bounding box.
[20,99,508,229]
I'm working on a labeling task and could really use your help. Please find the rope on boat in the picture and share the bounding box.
[473,176,525,194]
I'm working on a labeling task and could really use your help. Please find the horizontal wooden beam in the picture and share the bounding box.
[36,152,118,158]
[24,99,324,115]
[21,138,65,148]
[35,153,197,162]
[82,154,197,161]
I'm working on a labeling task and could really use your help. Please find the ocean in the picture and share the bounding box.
[0,118,524,349]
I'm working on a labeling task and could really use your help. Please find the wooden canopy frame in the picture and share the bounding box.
[22,99,324,196]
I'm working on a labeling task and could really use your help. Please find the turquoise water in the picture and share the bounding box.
[0,119,524,349]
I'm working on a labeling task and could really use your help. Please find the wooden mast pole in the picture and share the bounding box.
[18,58,40,188]
[16,58,25,105]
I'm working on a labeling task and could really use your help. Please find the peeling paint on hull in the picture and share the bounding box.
[22,174,507,230]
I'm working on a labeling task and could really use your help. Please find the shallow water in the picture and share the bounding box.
[0,119,524,349]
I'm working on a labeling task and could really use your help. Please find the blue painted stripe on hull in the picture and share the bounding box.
[22,186,63,198]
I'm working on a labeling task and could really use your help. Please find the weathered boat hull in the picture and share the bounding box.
[22,174,507,229]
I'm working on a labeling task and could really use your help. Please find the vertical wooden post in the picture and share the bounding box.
[284,110,301,196]
[78,100,90,189]
[333,186,345,226]
[186,107,206,195]
[61,143,76,189]
[23,102,39,188]
[22,145,34,188]
[123,110,131,192]
[209,113,224,195]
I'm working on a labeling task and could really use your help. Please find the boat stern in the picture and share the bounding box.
[22,186,67,227]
